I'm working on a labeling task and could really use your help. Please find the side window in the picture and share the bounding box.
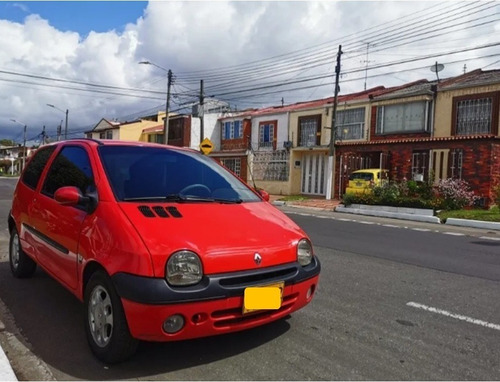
[42,146,94,197]
[21,146,56,190]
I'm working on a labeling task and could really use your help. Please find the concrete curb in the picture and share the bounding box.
[0,321,17,381]
[445,218,500,230]
[335,205,442,224]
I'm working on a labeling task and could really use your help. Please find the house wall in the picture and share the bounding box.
[289,108,330,147]
[434,84,500,137]
[251,114,289,151]
[88,129,119,140]
[191,113,222,151]
[220,119,251,151]
[120,120,160,141]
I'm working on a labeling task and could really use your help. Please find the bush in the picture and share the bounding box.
[341,178,476,211]
[433,178,478,210]
[342,192,375,206]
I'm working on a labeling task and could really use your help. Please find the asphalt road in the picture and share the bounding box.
[0,178,499,380]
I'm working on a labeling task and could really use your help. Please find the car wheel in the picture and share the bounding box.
[84,270,138,363]
[9,228,36,278]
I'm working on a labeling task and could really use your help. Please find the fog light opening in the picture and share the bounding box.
[306,284,316,300]
[191,312,208,325]
[163,314,185,334]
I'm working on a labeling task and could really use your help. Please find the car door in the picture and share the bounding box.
[13,146,57,259]
[29,145,95,291]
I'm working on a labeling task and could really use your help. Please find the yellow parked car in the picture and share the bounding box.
[345,168,389,194]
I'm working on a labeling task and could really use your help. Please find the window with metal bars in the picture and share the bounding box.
[336,107,365,140]
[455,97,492,135]
[298,115,321,147]
[411,150,429,181]
[221,158,241,177]
[448,149,464,179]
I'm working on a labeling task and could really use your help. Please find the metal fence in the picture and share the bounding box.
[253,150,290,181]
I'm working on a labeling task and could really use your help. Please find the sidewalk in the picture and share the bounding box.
[269,195,340,211]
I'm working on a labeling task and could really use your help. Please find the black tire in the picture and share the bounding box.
[9,227,36,278]
[84,270,138,363]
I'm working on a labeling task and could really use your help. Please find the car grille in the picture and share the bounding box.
[218,266,298,288]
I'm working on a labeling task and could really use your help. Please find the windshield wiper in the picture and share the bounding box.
[165,194,215,202]
[165,194,242,204]
[123,194,243,204]
[213,197,242,204]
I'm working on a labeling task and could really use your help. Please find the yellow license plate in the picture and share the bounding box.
[243,281,284,314]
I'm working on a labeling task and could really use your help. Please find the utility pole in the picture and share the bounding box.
[164,69,173,145]
[326,45,343,200]
[138,61,173,145]
[22,124,26,172]
[64,108,69,140]
[363,42,370,91]
[47,104,68,140]
[199,79,204,145]
[41,125,46,145]
[57,121,62,141]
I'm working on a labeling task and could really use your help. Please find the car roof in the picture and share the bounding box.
[352,168,388,173]
[46,139,197,153]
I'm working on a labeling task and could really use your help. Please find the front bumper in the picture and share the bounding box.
[112,258,320,341]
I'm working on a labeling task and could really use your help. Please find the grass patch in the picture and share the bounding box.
[437,206,500,223]
[278,195,309,202]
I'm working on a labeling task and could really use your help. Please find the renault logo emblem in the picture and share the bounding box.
[254,253,262,266]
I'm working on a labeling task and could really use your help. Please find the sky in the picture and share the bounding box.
[0,0,499,144]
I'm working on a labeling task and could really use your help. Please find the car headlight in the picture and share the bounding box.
[297,239,313,266]
[166,250,203,286]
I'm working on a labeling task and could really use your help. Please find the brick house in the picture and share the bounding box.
[211,112,253,182]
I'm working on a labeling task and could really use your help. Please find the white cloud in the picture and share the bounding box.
[0,1,498,141]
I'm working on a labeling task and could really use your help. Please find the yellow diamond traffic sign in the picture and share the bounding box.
[200,138,214,155]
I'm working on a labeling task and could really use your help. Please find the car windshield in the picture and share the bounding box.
[98,145,261,203]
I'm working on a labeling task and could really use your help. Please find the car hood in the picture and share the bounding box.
[118,201,307,276]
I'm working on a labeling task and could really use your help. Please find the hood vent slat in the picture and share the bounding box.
[138,205,182,218]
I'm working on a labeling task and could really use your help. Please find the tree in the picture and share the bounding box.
[0,139,15,147]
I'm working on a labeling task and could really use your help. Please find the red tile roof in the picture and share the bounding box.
[337,134,500,146]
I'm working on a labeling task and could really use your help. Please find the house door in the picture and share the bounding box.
[301,153,327,195]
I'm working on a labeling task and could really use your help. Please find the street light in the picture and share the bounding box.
[47,104,69,140]
[139,61,172,145]
[10,119,27,172]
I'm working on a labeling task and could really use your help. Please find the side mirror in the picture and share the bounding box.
[54,186,81,206]
[54,186,97,213]
[256,189,270,202]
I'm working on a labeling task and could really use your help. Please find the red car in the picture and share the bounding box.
[8,139,320,363]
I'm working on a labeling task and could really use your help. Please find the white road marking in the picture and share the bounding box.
[412,228,431,232]
[359,221,375,225]
[382,224,399,228]
[479,236,500,241]
[338,218,353,222]
[407,302,500,331]
[443,232,465,236]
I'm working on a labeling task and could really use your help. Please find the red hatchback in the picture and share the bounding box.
[8,139,320,363]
